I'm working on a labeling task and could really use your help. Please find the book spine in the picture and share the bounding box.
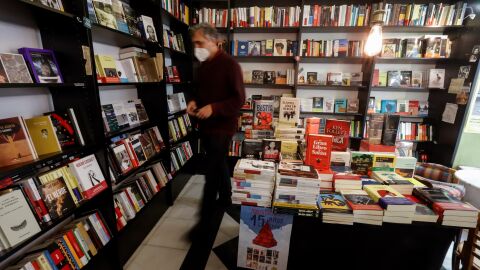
[62,234,84,268]
[57,239,80,270]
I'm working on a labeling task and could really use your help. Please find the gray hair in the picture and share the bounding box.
[190,23,219,41]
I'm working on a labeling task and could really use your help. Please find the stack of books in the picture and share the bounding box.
[414,188,479,228]
[372,171,415,195]
[231,159,276,207]
[318,192,354,225]
[334,172,362,192]
[405,195,439,223]
[273,162,321,217]
[318,169,335,192]
[365,185,416,224]
[342,190,383,226]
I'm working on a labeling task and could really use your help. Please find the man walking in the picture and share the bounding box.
[187,23,245,237]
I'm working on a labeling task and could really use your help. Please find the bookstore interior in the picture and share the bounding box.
[1,0,480,269]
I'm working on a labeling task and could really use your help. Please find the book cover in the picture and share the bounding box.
[428,69,445,88]
[387,71,401,87]
[412,71,423,87]
[112,102,129,129]
[252,70,264,84]
[253,100,274,130]
[367,97,376,114]
[273,39,287,56]
[264,71,276,84]
[317,193,352,213]
[93,0,118,29]
[334,99,347,113]
[18,47,63,84]
[0,188,41,248]
[400,71,412,87]
[325,119,350,151]
[0,53,33,83]
[381,114,400,146]
[0,117,37,167]
[380,100,397,113]
[112,143,134,174]
[418,101,429,116]
[133,56,159,82]
[347,99,359,113]
[111,0,129,33]
[341,190,383,211]
[342,73,351,86]
[121,1,141,37]
[139,15,157,42]
[381,39,397,57]
[280,140,298,160]
[242,139,263,159]
[327,72,342,86]
[408,100,419,115]
[305,134,333,170]
[94,55,119,83]
[307,72,317,84]
[278,97,299,128]
[237,206,293,270]
[25,116,62,156]
[323,98,334,113]
[372,154,396,172]
[262,139,281,161]
[350,72,363,86]
[395,156,417,178]
[397,100,409,115]
[350,151,374,176]
[248,41,261,56]
[312,97,323,112]
[364,185,410,204]
[69,154,107,200]
[367,114,384,144]
[237,41,249,56]
[39,177,76,220]
[46,110,79,149]
[378,71,387,87]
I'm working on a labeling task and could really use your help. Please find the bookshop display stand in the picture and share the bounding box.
[0,0,197,269]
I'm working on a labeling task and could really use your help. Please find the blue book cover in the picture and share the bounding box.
[116,21,130,34]
[334,99,347,113]
[238,41,249,56]
[379,197,415,208]
[381,100,397,113]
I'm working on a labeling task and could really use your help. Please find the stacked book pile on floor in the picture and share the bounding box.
[4,211,111,270]
[273,162,321,217]
[231,159,276,207]
[114,161,171,230]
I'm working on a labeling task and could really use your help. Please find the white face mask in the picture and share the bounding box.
[195,48,210,62]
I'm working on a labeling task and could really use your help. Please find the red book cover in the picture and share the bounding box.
[408,100,419,115]
[95,212,111,239]
[305,134,333,170]
[325,119,350,151]
[372,69,379,86]
[334,173,361,180]
[65,230,87,264]
[432,202,478,215]
[305,117,320,135]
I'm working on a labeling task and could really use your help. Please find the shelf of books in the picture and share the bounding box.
[0,0,197,269]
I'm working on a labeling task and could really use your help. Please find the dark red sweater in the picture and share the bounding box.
[193,51,245,136]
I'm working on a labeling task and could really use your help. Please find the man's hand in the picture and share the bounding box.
[187,100,197,116]
[196,104,213,120]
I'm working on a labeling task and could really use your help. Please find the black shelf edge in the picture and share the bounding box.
[105,121,159,140]
[368,113,430,119]
[0,83,84,88]
[0,145,98,182]
[233,56,296,63]
[91,23,155,46]
[164,47,189,57]
[170,156,195,178]
[300,57,368,64]
[375,57,453,64]
[161,8,189,27]
[244,83,295,89]
[232,27,299,33]
[98,81,163,87]
[397,140,433,143]
[112,148,168,188]
[166,81,190,85]
[19,0,75,18]
[296,84,366,90]
[300,26,464,33]
[300,111,362,117]
[370,87,429,92]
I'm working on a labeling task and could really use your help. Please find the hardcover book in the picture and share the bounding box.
[0,117,37,167]
[0,53,33,83]
[350,151,374,176]
[248,41,261,56]
[273,39,287,56]
[387,71,401,87]
[381,114,400,146]
[39,177,76,220]
[323,98,334,113]
[307,72,317,84]
[0,188,41,248]
[325,119,350,151]
[139,15,157,42]
[380,100,397,113]
[428,69,445,88]
[252,70,264,84]
[24,115,62,156]
[253,100,274,130]
[278,97,299,128]
[262,139,281,161]
[347,99,359,113]
[93,0,118,29]
[305,134,333,171]
[18,47,63,83]
[312,97,323,112]
[69,154,107,200]
[334,99,347,113]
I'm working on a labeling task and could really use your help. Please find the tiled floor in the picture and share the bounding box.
[124,175,238,270]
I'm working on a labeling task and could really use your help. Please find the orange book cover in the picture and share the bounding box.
[0,117,36,167]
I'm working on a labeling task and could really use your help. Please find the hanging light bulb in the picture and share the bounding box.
[365,24,383,57]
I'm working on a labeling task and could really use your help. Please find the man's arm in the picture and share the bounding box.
[210,61,246,118]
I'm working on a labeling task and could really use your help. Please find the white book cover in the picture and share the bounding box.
[119,58,138,82]
[300,98,313,112]
[113,102,129,127]
[124,100,140,126]
[140,15,157,42]
[0,189,41,248]
[236,159,276,174]
[428,69,445,88]
[323,97,335,112]
[69,154,107,199]
[278,97,300,128]
[115,60,128,82]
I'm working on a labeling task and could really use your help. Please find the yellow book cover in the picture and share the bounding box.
[280,140,298,160]
[39,166,83,205]
[405,178,426,188]
[63,234,84,268]
[318,193,351,213]
[96,55,120,83]
[357,14,364,26]
[273,202,318,210]
[177,116,187,137]
[372,154,396,172]
[94,55,105,77]
[364,185,403,203]
[76,222,98,256]
[24,116,61,156]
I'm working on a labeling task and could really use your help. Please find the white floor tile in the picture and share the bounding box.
[125,245,187,270]
[180,183,204,201]
[205,252,228,270]
[213,228,235,248]
[146,217,197,250]
[166,199,201,221]
[191,174,206,184]
[218,212,240,238]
